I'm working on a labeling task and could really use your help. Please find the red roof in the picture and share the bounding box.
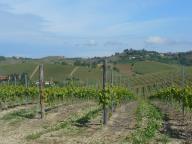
[0,76,8,81]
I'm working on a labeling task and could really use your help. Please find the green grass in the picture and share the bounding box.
[0,63,102,82]
[1,60,189,87]
[133,61,179,75]
[124,101,163,144]
[73,66,102,82]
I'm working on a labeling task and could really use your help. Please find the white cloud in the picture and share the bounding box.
[145,36,169,44]
[145,36,192,46]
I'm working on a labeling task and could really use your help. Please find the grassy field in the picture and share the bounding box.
[0,60,186,85]
[0,63,103,82]
[133,61,179,75]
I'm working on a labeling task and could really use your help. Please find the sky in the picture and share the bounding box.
[0,0,192,58]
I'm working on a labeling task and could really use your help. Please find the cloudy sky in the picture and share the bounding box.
[0,0,192,58]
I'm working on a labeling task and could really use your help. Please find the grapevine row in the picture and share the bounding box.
[0,85,135,109]
[150,86,192,110]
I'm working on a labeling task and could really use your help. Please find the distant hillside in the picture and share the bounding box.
[178,51,192,65]
[108,49,192,66]
[0,49,191,84]
[132,61,179,75]
[0,63,103,83]
[0,49,192,66]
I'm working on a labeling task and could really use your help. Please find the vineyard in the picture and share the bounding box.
[1,0,192,143]
[0,85,134,111]
[0,61,192,144]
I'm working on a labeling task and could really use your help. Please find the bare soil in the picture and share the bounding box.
[152,101,192,144]
[0,101,96,144]
[34,101,138,144]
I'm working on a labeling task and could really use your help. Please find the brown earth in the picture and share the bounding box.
[152,101,192,144]
[0,101,96,144]
[115,64,134,76]
[33,101,138,144]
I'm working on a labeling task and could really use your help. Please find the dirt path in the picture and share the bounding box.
[69,66,79,77]
[36,101,138,144]
[152,101,192,144]
[0,101,96,144]
[86,101,137,144]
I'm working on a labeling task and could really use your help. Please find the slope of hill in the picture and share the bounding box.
[133,61,179,75]
[0,49,191,84]
[0,63,103,83]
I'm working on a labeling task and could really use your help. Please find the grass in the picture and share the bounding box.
[0,63,102,82]
[73,66,102,82]
[124,100,164,144]
[133,61,179,75]
[1,109,36,125]
[75,108,101,126]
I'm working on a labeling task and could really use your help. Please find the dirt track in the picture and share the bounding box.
[0,101,96,144]
[34,101,138,144]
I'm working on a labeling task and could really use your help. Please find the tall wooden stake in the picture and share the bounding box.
[14,75,17,86]
[182,65,185,120]
[111,65,115,112]
[8,76,10,86]
[25,74,28,105]
[25,74,28,88]
[142,87,145,99]
[103,59,108,125]
[39,64,45,119]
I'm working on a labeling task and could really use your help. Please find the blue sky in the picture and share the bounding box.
[0,0,192,58]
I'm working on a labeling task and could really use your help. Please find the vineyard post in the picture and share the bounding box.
[25,74,28,105]
[8,76,10,86]
[39,64,45,119]
[25,74,28,88]
[14,75,17,86]
[142,86,145,99]
[111,65,115,112]
[119,74,122,86]
[136,87,139,96]
[103,59,108,125]
[111,66,113,86]
[171,72,174,86]
[182,65,185,120]
[147,85,151,96]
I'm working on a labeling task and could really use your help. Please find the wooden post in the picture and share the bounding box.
[8,76,10,86]
[182,66,185,120]
[25,74,28,105]
[136,87,139,96]
[39,64,45,119]
[111,67,113,86]
[14,75,17,86]
[103,59,108,125]
[142,87,145,99]
[119,74,122,86]
[111,65,115,112]
[25,74,28,88]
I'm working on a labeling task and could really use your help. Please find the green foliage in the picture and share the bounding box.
[0,56,6,61]
[0,86,38,107]
[127,101,162,144]
[98,86,135,108]
[0,85,135,108]
[150,86,192,110]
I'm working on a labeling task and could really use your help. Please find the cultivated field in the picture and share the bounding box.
[0,60,192,144]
